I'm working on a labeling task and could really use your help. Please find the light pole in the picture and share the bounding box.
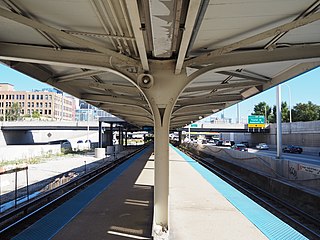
[276,85,282,159]
[87,103,89,143]
[285,84,292,123]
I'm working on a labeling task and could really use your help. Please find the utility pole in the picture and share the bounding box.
[276,85,282,159]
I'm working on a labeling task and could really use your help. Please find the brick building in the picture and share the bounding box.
[0,83,76,121]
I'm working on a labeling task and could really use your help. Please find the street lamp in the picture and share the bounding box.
[87,103,89,143]
[285,84,292,123]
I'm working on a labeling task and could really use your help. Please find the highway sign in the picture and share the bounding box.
[248,124,265,128]
[248,115,265,124]
[248,115,265,128]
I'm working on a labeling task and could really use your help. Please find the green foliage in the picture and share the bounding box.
[252,102,272,123]
[4,102,22,121]
[292,101,320,122]
[253,101,320,123]
[32,110,41,119]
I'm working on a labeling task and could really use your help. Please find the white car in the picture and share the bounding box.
[256,143,269,150]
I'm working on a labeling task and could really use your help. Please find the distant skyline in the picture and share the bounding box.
[1,63,319,123]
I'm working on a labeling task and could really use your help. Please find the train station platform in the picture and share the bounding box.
[11,144,307,240]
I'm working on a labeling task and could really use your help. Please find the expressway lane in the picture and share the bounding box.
[249,149,320,166]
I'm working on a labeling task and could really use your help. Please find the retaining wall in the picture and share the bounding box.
[0,145,61,162]
[183,142,320,192]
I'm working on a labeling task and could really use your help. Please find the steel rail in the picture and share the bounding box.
[181,148,320,240]
[0,145,148,238]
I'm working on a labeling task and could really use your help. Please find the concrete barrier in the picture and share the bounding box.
[0,145,61,162]
[95,148,105,158]
[106,146,115,155]
[114,144,123,153]
[183,142,320,188]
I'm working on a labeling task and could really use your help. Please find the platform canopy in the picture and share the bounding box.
[0,0,320,129]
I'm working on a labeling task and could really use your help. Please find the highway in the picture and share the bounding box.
[249,149,320,166]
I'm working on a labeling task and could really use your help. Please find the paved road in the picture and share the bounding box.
[249,149,320,166]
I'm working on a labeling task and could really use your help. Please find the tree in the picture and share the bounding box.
[5,103,21,121]
[292,101,320,122]
[281,102,290,122]
[252,102,272,123]
[261,101,289,123]
[32,111,41,119]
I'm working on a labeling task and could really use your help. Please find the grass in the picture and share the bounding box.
[0,151,70,167]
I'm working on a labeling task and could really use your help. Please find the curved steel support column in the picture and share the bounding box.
[138,62,187,239]
[153,113,170,228]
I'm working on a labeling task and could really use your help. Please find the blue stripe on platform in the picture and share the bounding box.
[13,147,150,240]
[171,146,307,240]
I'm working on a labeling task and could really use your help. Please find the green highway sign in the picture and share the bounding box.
[248,115,265,124]
[191,124,198,127]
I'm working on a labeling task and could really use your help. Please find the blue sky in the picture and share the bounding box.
[210,66,320,123]
[1,63,319,122]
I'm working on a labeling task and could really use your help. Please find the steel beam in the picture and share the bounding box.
[125,0,149,71]
[177,94,242,107]
[217,70,271,82]
[100,103,151,115]
[183,81,261,93]
[0,7,138,66]
[2,0,61,49]
[82,93,146,107]
[55,70,106,82]
[186,12,320,66]
[173,103,225,115]
[0,43,138,84]
[175,0,202,74]
[187,45,320,84]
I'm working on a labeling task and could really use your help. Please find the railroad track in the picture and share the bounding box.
[0,145,148,239]
[181,148,320,240]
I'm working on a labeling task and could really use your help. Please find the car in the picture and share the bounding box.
[216,140,223,146]
[84,139,92,149]
[61,140,72,153]
[231,144,248,151]
[207,139,217,145]
[241,141,249,148]
[282,145,303,154]
[223,140,235,146]
[256,143,269,150]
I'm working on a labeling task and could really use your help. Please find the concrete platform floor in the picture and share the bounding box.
[52,147,155,240]
[168,147,267,240]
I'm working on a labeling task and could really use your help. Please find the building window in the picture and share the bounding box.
[32,102,34,107]
[32,95,35,100]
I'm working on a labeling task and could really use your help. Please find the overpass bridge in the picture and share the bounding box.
[0,0,319,236]
[1,121,269,133]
